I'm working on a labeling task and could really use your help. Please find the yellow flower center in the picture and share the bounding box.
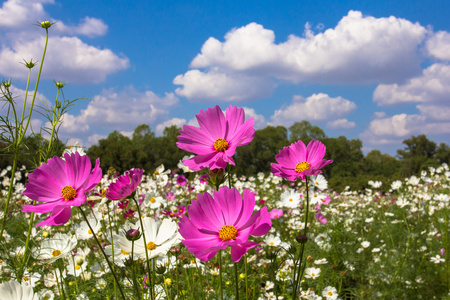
[219,225,238,241]
[214,138,229,152]
[147,241,157,250]
[75,265,81,270]
[61,186,77,201]
[295,161,311,173]
[88,230,92,234]
[328,292,333,296]
[52,250,61,257]
[289,198,293,202]
[121,249,129,255]
[311,273,315,277]
[269,242,274,245]
[23,276,29,281]
[150,197,156,203]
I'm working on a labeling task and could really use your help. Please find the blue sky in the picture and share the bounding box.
[1,0,450,156]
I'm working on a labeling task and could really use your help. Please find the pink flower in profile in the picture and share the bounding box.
[179,187,272,262]
[106,168,143,201]
[22,152,102,226]
[176,105,255,171]
[271,140,333,181]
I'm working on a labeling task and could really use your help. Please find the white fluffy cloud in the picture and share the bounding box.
[57,86,179,144]
[173,69,274,102]
[155,118,187,135]
[0,0,128,83]
[426,31,450,61]
[360,113,450,146]
[242,107,267,129]
[174,10,428,101]
[373,63,450,106]
[270,93,356,127]
[327,119,356,129]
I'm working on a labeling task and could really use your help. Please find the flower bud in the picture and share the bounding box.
[124,228,141,241]
[156,265,166,274]
[3,81,11,88]
[40,21,52,29]
[296,234,308,244]
[55,82,65,89]
[208,168,225,187]
[76,257,84,265]
[164,278,172,286]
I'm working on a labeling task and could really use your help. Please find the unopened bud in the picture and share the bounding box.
[40,21,52,29]
[296,234,308,244]
[42,231,49,238]
[76,257,84,265]
[164,278,172,286]
[3,82,11,88]
[55,82,65,89]
[156,265,166,274]
[124,228,141,241]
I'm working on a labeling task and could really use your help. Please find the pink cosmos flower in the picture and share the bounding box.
[179,187,272,262]
[271,140,333,181]
[106,168,144,201]
[22,152,102,227]
[176,105,255,171]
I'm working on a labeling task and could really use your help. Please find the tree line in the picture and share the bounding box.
[1,121,448,192]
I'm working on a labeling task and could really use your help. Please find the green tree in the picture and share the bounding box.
[87,131,135,173]
[397,135,437,176]
[234,125,289,175]
[288,121,327,144]
[435,142,450,165]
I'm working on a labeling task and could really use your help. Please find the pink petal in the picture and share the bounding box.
[36,206,72,227]
[196,106,227,140]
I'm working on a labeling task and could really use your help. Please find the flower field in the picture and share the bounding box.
[0,20,449,300]
[0,156,448,299]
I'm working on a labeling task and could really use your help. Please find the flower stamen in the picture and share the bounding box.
[295,161,311,173]
[219,225,238,241]
[147,241,157,250]
[52,250,61,257]
[61,186,77,201]
[214,138,229,152]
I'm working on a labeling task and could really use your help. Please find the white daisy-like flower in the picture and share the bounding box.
[263,234,282,247]
[396,197,410,208]
[104,231,138,267]
[36,288,54,300]
[391,180,402,190]
[34,233,77,263]
[309,190,326,205]
[434,194,449,202]
[322,286,338,300]
[304,267,321,279]
[430,255,445,263]
[278,189,302,208]
[361,241,370,248]
[178,155,194,173]
[134,217,182,260]
[0,279,36,299]
[63,141,86,157]
[314,258,328,265]
[311,174,328,190]
[75,216,101,240]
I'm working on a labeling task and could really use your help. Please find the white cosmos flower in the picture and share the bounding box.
[314,258,328,265]
[322,286,338,300]
[0,279,36,299]
[311,174,328,190]
[34,233,77,263]
[263,234,282,247]
[361,241,370,248]
[430,255,445,263]
[134,217,181,259]
[104,231,138,267]
[278,189,302,208]
[391,180,402,190]
[304,267,321,279]
[75,216,102,240]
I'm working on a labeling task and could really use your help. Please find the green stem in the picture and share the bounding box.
[78,206,126,299]
[46,87,61,156]
[0,156,18,244]
[107,203,118,300]
[54,268,65,300]
[134,197,154,300]
[218,250,223,300]
[293,176,310,299]
[131,240,141,299]
[234,262,240,300]
[244,253,248,300]
[18,28,49,145]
